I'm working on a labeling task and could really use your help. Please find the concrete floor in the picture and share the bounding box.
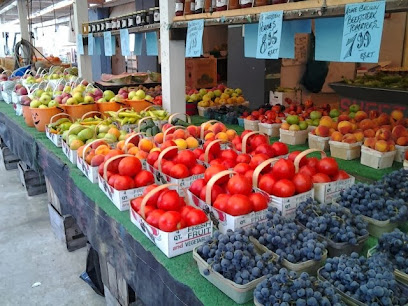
[0,162,105,306]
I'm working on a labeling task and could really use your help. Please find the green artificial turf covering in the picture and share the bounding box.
[0,103,406,306]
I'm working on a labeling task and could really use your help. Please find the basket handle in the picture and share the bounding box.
[103,154,133,181]
[293,149,326,173]
[124,132,145,153]
[252,158,280,188]
[81,111,105,120]
[139,184,177,219]
[204,139,225,163]
[242,131,269,154]
[168,113,191,124]
[200,120,220,139]
[163,125,186,140]
[85,83,95,92]
[143,105,161,112]
[157,146,179,173]
[206,170,236,205]
[137,116,153,133]
[49,113,72,124]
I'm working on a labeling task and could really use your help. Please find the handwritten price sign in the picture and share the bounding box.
[256,11,283,59]
[186,19,204,58]
[340,1,385,63]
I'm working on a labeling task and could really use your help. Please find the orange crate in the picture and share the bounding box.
[185,58,217,89]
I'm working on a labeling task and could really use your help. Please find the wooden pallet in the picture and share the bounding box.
[17,161,47,196]
[0,146,20,170]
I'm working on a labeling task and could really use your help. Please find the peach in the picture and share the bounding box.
[375,140,389,152]
[387,140,396,151]
[173,129,187,140]
[204,132,215,141]
[392,125,408,139]
[85,151,96,165]
[354,111,368,122]
[380,125,392,131]
[174,138,188,150]
[396,136,408,146]
[319,116,333,128]
[162,123,173,132]
[351,123,358,131]
[187,125,200,138]
[164,134,174,141]
[95,144,110,156]
[329,128,336,136]
[363,129,376,138]
[209,122,227,134]
[91,140,108,149]
[216,132,229,142]
[331,122,338,130]
[135,151,148,160]
[331,131,343,142]
[353,130,364,142]
[359,119,375,131]
[377,113,389,126]
[338,115,350,122]
[154,132,164,144]
[315,125,330,137]
[226,129,237,141]
[107,127,121,139]
[91,154,105,167]
[364,137,376,149]
[375,128,391,141]
[281,122,290,130]
[338,121,353,134]
[391,109,404,121]
[77,145,86,158]
[342,134,357,144]
[128,146,140,155]
[186,137,199,149]
[138,138,154,152]
[116,141,134,151]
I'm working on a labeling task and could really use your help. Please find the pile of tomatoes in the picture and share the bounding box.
[189,165,268,217]
[231,131,288,157]
[98,152,155,190]
[131,185,208,232]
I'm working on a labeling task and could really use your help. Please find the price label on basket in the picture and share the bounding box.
[340,1,385,63]
[256,10,283,59]
[185,19,204,58]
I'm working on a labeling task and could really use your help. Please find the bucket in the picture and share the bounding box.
[125,99,153,112]
[30,107,64,132]
[22,105,34,127]
[97,102,122,115]
[64,104,98,120]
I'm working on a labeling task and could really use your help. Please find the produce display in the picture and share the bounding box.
[343,73,408,90]
[254,269,344,306]
[376,229,408,274]
[192,85,247,108]
[320,252,407,305]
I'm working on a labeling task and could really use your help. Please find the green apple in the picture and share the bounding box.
[73,92,84,103]
[299,121,308,130]
[84,95,94,104]
[63,86,72,93]
[289,124,300,131]
[349,104,360,112]
[38,104,48,109]
[312,119,320,126]
[104,133,117,143]
[145,95,153,102]
[349,112,356,118]
[286,115,300,125]
[30,99,42,108]
[103,90,115,101]
[97,98,107,103]
[310,111,322,120]
[235,88,243,95]
[199,88,207,96]
[48,100,58,108]
[213,90,222,97]
[134,89,146,100]
[40,94,51,105]
[329,109,340,118]
[35,89,44,98]
[128,91,136,100]
[66,98,78,105]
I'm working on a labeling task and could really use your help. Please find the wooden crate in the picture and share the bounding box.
[45,176,62,214]
[47,203,87,252]
[17,161,47,196]
[0,146,20,170]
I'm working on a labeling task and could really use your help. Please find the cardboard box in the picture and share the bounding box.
[329,141,362,160]
[269,90,298,107]
[308,133,330,151]
[186,58,217,89]
[313,177,355,204]
[361,145,396,169]
[62,140,77,165]
[46,126,63,147]
[279,129,308,145]
[77,155,99,183]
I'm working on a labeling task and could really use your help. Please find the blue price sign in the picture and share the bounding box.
[88,34,94,56]
[104,31,113,56]
[185,19,204,57]
[340,1,385,63]
[256,11,283,59]
[120,29,130,56]
[77,34,84,55]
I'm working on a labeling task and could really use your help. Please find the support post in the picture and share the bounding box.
[73,0,93,81]
[17,0,30,42]
[160,0,186,113]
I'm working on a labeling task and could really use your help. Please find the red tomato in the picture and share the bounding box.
[332,170,350,181]
[190,164,206,175]
[227,174,252,195]
[248,135,268,152]
[220,149,238,161]
[189,178,206,197]
[259,173,277,195]
[249,153,269,170]
[161,160,175,175]
[213,194,231,212]
[317,157,339,177]
[288,151,308,168]
[236,153,251,164]
[184,209,208,226]
[272,179,296,197]
[114,175,135,190]
[312,173,331,183]
[146,209,166,228]
[203,140,221,157]
[292,173,313,194]
[249,193,268,212]
[157,190,184,211]
[134,170,155,187]
[226,194,253,216]
[222,159,236,169]
[193,148,204,159]
[271,142,289,156]
[108,174,121,187]
[158,211,186,232]
[118,156,142,177]
[180,206,196,219]
[176,150,196,165]
[299,165,317,177]
[143,184,163,207]
[209,158,223,166]
[170,164,190,178]
[161,141,178,158]
[254,144,276,158]
[147,151,160,166]
[200,184,224,203]
[142,205,155,218]
[131,197,143,211]
[244,169,255,183]
[233,163,252,175]
[204,165,228,183]
[307,157,319,169]
[272,159,296,180]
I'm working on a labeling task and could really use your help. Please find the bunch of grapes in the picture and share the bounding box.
[338,182,408,222]
[254,268,344,306]
[377,229,408,274]
[296,198,368,245]
[320,252,407,305]
[246,209,327,264]
[197,229,281,285]
[379,169,408,201]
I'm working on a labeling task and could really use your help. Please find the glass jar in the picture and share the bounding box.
[90,23,96,33]
[120,15,127,28]
[184,0,193,15]
[240,0,253,8]
[205,0,215,12]
[87,24,92,33]
[153,7,160,23]
[105,19,112,31]
[255,0,268,6]
[127,13,135,28]
[136,11,141,26]
[140,10,147,26]
[175,0,184,16]
[216,0,227,11]
[194,0,204,13]
[100,20,106,32]
[229,0,240,9]
[147,9,153,24]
